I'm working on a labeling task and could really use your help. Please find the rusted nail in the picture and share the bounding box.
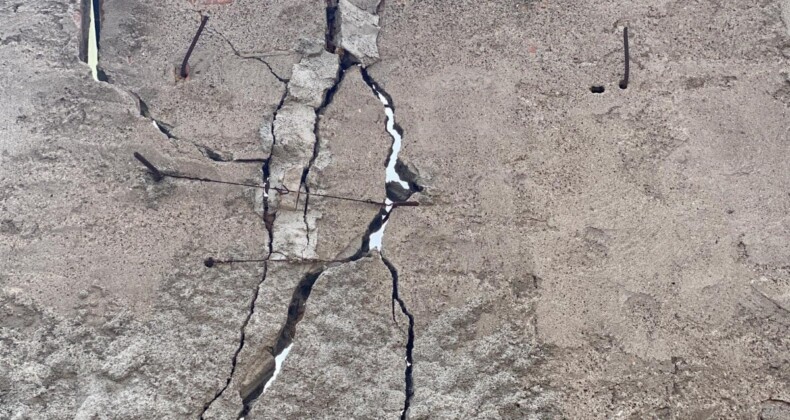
[619,27,630,89]
[180,15,209,79]
[133,152,163,182]
[392,201,419,207]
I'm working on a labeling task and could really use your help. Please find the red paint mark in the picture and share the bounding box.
[528,45,537,54]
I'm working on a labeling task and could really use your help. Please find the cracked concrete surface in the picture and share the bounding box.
[308,65,388,260]
[2,0,790,419]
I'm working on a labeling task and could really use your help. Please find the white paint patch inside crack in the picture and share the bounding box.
[368,86,408,251]
[368,216,387,250]
[379,94,409,189]
[88,1,99,81]
[262,344,293,395]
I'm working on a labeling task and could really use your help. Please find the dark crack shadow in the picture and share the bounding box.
[198,59,290,420]
[382,255,415,420]
[198,262,269,420]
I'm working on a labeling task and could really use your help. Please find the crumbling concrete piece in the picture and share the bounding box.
[287,50,341,108]
[269,49,340,195]
[335,0,380,65]
[271,210,319,260]
[272,103,318,166]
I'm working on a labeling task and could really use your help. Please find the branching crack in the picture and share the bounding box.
[198,53,290,420]
[209,1,421,417]
[358,65,421,419]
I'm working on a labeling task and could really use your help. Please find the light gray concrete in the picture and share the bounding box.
[2,0,789,419]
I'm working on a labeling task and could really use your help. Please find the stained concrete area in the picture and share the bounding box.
[1,0,790,419]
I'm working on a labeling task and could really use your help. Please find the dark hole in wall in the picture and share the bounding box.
[92,0,102,49]
[590,86,605,93]
[78,0,91,62]
[325,0,339,52]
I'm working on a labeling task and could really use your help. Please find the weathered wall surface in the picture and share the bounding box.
[1,0,789,419]
[372,0,790,418]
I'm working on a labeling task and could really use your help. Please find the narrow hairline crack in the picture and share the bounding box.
[382,255,415,420]
[204,25,290,84]
[84,5,214,171]
[300,58,349,255]
[198,261,270,420]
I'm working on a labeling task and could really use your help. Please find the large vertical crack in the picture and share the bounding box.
[358,67,423,250]
[240,63,423,418]
[382,255,415,420]
[358,66,420,419]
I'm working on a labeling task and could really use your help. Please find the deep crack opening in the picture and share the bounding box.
[92,0,101,49]
[359,65,420,418]
[78,0,91,63]
[239,266,334,418]
[359,66,423,252]
[80,0,106,81]
[325,0,339,53]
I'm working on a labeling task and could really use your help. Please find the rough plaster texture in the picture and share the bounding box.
[2,0,790,419]
[371,0,790,418]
